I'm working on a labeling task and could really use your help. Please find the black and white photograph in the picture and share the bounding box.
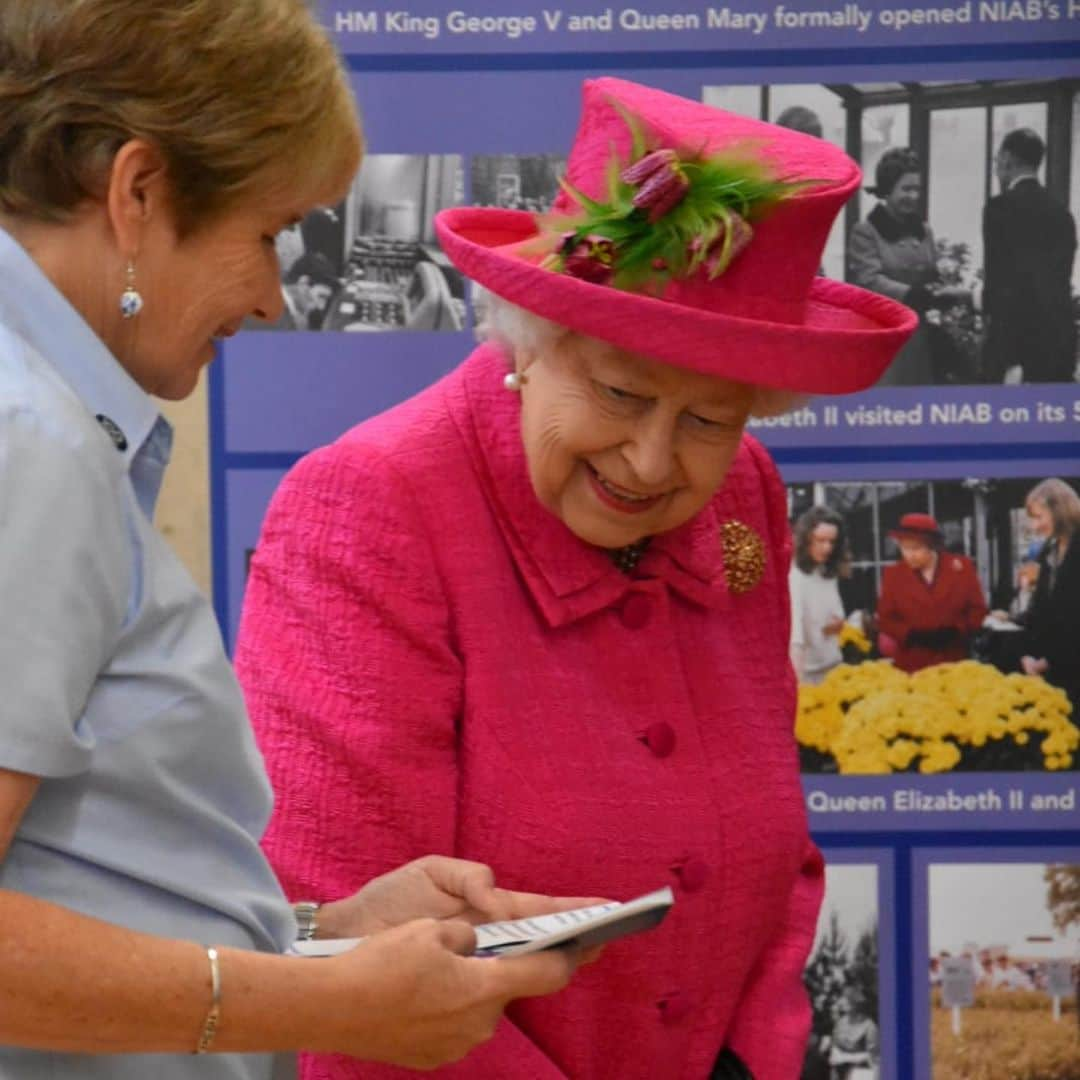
[788,475,1080,775]
[927,861,1080,1080]
[470,153,566,213]
[703,78,1079,386]
[466,155,568,335]
[255,153,467,333]
[802,862,882,1080]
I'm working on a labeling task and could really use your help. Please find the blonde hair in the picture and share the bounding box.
[1026,478,1080,541]
[477,290,803,418]
[0,0,361,234]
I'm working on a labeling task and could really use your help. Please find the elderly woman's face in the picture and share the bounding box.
[885,171,921,219]
[515,336,754,548]
[898,536,934,571]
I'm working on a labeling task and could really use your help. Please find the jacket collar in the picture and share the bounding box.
[868,202,926,243]
[448,345,737,628]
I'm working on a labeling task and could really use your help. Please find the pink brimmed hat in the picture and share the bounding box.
[435,77,916,395]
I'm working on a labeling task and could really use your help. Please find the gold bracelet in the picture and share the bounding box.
[194,946,222,1054]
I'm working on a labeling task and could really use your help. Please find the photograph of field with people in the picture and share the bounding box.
[929,862,1080,1080]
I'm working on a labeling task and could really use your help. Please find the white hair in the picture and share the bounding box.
[473,285,568,357]
[475,287,805,418]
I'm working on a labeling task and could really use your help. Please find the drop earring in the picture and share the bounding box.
[503,371,527,392]
[119,261,143,319]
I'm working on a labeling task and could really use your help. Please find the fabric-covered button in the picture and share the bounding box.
[658,990,692,1025]
[672,858,709,893]
[619,593,651,629]
[95,413,128,452]
[641,722,676,758]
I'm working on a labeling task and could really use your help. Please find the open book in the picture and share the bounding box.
[289,886,674,959]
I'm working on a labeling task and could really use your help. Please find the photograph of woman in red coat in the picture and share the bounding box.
[875,513,988,673]
[235,78,915,1080]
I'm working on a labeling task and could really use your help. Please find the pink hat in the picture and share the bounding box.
[436,77,916,395]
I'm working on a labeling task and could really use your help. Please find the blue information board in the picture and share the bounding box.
[212,7,1080,1076]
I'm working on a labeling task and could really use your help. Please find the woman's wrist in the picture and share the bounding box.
[292,897,371,941]
[201,946,360,1056]
[293,901,322,941]
[307,897,366,939]
[903,282,933,312]
[193,946,222,1053]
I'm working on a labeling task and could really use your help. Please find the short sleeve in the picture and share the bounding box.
[0,405,129,776]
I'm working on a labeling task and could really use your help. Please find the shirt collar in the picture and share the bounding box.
[449,344,736,628]
[0,225,164,470]
[1008,173,1039,191]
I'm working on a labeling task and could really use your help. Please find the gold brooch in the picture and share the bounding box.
[721,520,765,595]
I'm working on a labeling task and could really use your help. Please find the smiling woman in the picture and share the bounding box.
[236,77,917,1080]
[0,0,363,398]
[846,146,967,387]
[486,301,759,550]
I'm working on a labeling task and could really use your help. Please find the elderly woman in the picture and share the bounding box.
[847,148,968,386]
[1015,478,1080,713]
[0,2,587,1076]
[790,506,850,685]
[875,513,988,673]
[237,78,915,1080]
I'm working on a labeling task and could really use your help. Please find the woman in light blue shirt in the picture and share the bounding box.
[0,2,585,1075]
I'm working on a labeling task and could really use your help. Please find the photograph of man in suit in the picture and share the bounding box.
[982,127,1077,384]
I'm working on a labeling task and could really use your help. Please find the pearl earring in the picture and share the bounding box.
[119,261,143,319]
[503,371,527,392]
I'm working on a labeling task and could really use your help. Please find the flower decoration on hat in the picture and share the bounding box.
[537,104,810,292]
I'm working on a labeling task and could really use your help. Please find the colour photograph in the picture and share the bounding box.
[788,476,1080,775]
[928,861,1080,1080]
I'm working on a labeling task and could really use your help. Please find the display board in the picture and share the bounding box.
[211,5,1080,1075]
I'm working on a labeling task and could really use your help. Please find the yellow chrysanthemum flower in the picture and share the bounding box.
[795,660,1078,775]
[836,623,872,654]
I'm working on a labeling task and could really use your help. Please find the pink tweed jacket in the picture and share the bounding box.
[235,345,823,1080]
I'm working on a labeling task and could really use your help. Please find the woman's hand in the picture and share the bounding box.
[308,917,580,1068]
[822,615,845,637]
[929,284,972,304]
[1021,655,1049,676]
[318,855,604,937]
[828,1046,865,1066]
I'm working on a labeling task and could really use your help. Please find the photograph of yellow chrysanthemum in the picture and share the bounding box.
[787,477,1079,775]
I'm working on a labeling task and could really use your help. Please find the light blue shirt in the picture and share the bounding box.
[0,227,295,1078]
